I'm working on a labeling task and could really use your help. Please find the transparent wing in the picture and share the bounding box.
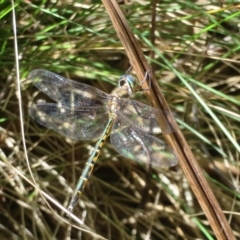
[116,98,176,134]
[28,69,111,107]
[110,113,177,167]
[29,103,109,140]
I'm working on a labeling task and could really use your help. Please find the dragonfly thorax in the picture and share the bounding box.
[106,95,120,115]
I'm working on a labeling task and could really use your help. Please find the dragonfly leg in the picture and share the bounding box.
[126,64,133,74]
[139,69,152,91]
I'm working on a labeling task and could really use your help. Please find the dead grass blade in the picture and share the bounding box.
[102,1,236,239]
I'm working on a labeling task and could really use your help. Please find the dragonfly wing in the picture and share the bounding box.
[29,103,109,140]
[110,114,177,167]
[28,69,110,106]
[117,98,176,134]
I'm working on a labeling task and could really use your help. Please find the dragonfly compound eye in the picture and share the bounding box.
[118,74,137,96]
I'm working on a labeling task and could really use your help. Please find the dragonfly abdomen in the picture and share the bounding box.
[67,114,115,213]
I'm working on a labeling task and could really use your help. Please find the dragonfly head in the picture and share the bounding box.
[118,74,137,96]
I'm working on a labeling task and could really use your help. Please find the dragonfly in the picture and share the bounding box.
[28,69,178,214]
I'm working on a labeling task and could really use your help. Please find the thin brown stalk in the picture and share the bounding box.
[102,1,236,239]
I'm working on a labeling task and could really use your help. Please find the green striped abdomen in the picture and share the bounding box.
[67,115,115,214]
